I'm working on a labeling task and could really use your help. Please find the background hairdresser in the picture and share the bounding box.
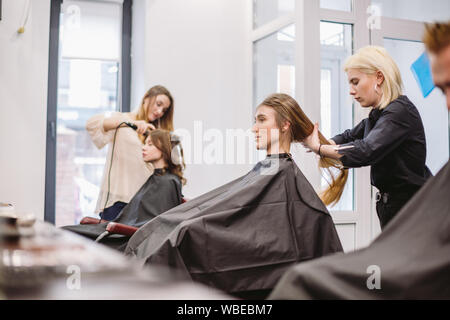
[86,85,175,221]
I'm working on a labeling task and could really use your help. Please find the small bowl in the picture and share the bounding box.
[17,213,37,227]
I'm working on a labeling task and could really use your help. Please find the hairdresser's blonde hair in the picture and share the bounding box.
[344,46,403,110]
[259,94,348,206]
[135,85,174,132]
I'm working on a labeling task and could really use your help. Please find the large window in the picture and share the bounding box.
[46,0,130,226]
[253,24,295,109]
[55,0,123,227]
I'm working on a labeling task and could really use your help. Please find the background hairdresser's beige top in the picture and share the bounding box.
[86,111,153,214]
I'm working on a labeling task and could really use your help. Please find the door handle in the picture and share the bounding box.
[49,121,56,140]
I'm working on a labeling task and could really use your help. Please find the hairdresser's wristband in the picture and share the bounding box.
[318,144,323,157]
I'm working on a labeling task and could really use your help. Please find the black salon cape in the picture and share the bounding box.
[124,154,343,294]
[62,169,183,250]
[269,161,450,300]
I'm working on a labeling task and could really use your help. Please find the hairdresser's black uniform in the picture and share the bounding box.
[332,95,432,229]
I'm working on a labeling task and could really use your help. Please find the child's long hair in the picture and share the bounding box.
[146,129,186,185]
[259,93,348,206]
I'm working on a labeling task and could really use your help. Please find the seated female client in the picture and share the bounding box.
[125,93,345,299]
[62,129,186,250]
[86,85,175,221]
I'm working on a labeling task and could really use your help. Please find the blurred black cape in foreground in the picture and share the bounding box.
[125,154,343,294]
[270,161,450,299]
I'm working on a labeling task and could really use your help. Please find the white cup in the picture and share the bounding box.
[0,203,16,218]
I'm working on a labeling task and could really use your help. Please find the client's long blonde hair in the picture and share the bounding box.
[259,93,348,206]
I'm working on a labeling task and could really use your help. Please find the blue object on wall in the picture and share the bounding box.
[411,51,435,98]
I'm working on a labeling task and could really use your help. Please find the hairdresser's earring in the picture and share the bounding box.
[374,84,380,94]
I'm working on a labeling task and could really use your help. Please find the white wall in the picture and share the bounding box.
[0,0,51,220]
[132,0,253,198]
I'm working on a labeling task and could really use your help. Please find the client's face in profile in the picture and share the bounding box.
[142,136,163,163]
[144,94,171,122]
[252,105,281,152]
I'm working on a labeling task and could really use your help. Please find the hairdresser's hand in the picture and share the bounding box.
[132,121,156,135]
[302,123,321,154]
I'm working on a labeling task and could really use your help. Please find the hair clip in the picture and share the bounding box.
[334,145,355,151]
[170,134,181,143]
